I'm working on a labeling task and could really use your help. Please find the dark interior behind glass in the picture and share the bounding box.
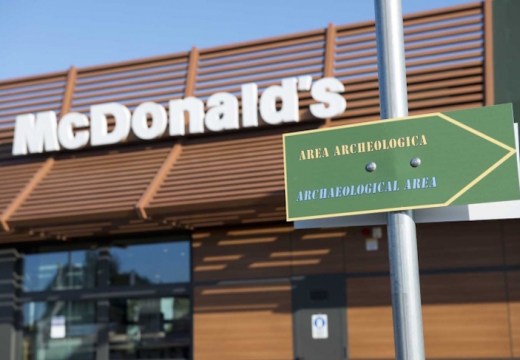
[20,237,192,360]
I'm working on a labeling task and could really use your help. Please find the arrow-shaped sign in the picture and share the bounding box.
[283,104,520,221]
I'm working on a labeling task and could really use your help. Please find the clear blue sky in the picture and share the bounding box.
[0,0,475,81]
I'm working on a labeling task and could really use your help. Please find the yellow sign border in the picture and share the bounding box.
[283,112,517,222]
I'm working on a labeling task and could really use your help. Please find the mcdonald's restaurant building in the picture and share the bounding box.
[1,1,520,359]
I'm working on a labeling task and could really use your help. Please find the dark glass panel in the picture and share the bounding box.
[109,297,191,359]
[109,241,190,286]
[22,301,97,360]
[23,250,97,292]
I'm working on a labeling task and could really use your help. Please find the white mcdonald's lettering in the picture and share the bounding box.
[12,76,347,156]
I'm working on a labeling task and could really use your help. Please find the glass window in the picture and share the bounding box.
[109,241,190,286]
[20,239,192,359]
[22,301,97,360]
[23,250,97,292]
[109,296,191,359]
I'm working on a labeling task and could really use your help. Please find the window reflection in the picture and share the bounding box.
[22,301,97,360]
[109,297,191,359]
[20,239,192,359]
[23,250,97,292]
[109,242,190,286]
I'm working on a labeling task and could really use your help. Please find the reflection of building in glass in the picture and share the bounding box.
[108,242,190,286]
[109,297,191,359]
[23,250,98,292]
[20,241,192,359]
[23,301,97,360]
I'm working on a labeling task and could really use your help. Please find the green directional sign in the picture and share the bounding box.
[283,104,520,221]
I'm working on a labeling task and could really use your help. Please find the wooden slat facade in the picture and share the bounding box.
[0,2,488,237]
[0,2,519,359]
[0,160,47,232]
[192,226,351,282]
[509,271,520,358]
[147,128,289,219]
[192,222,519,359]
[347,276,395,359]
[194,282,293,360]
[9,145,173,228]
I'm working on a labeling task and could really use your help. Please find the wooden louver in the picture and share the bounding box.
[0,2,488,242]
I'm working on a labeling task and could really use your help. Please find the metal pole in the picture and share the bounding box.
[373,1,425,359]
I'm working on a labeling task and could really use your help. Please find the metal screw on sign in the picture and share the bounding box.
[365,162,377,172]
[410,157,422,168]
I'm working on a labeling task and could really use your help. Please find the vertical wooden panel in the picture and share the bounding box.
[185,47,199,97]
[421,272,511,359]
[194,283,293,360]
[417,221,504,269]
[347,276,395,359]
[135,143,183,219]
[192,226,292,282]
[484,0,495,105]
[347,271,514,359]
[290,228,346,275]
[505,224,520,358]
[324,23,336,127]
[60,66,77,116]
[323,23,336,78]
[508,271,520,358]
[503,219,520,266]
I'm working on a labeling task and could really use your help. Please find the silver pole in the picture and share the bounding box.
[373,1,425,359]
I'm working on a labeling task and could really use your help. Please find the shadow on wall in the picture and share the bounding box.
[192,220,520,360]
[193,219,520,314]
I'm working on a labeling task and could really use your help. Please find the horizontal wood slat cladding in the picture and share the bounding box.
[0,219,173,243]
[0,2,488,236]
[290,228,347,275]
[0,231,36,245]
[0,73,67,126]
[347,276,395,359]
[347,272,514,359]
[0,71,67,156]
[344,221,507,275]
[161,200,286,229]
[193,226,352,282]
[71,56,189,114]
[0,3,483,142]
[416,221,504,269]
[194,282,293,360]
[146,128,294,220]
[0,161,45,215]
[332,2,484,125]
[7,145,173,227]
[193,226,293,282]
[421,272,511,359]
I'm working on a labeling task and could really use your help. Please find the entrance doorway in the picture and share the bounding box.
[19,237,192,360]
[292,274,347,360]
